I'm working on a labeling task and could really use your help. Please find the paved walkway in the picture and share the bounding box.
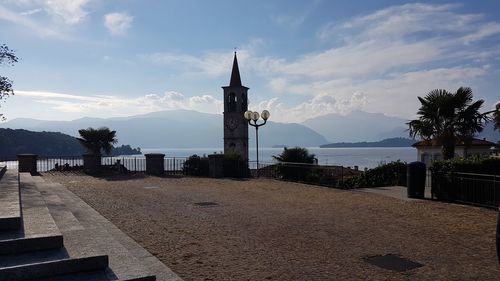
[44,174,500,281]
[33,174,183,281]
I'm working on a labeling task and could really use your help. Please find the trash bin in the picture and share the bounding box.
[407,161,426,199]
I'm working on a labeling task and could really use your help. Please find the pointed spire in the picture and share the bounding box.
[229,52,242,87]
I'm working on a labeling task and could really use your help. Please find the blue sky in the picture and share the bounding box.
[1,0,499,123]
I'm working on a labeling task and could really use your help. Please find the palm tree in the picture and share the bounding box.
[495,107,500,130]
[408,87,486,160]
[77,127,118,155]
[272,147,316,181]
[481,102,500,131]
[273,147,316,163]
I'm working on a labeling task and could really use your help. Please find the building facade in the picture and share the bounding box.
[222,53,249,160]
[412,138,495,166]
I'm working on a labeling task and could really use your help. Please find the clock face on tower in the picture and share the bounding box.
[225,117,238,131]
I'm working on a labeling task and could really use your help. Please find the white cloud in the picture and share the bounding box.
[142,51,245,77]
[253,92,367,123]
[270,0,321,28]
[0,5,60,37]
[254,3,500,119]
[0,0,90,37]
[7,3,500,122]
[19,8,42,16]
[104,12,133,35]
[258,65,488,122]
[274,40,442,79]
[136,3,500,121]
[141,39,266,78]
[461,22,500,44]
[44,0,90,25]
[15,90,222,117]
[332,3,476,40]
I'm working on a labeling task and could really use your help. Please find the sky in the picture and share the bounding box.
[1,0,500,123]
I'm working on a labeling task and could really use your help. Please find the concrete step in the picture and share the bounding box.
[0,170,21,230]
[0,247,155,281]
[0,254,108,281]
[0,233,63,255]
[36,177,177,280]
[0,173,155,281]
[0,247,69,268]
[0,230,143,279]
[32,270,119,281]
[0,173,63,254]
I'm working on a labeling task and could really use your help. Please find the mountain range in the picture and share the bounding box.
[302,110,499,143]
[1,110,497,148]
[0,128,140,159]
[320,137,416,148]
[302,111,409,142]
[0,110,328,148]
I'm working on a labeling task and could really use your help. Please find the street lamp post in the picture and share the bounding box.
[244,110,270,177]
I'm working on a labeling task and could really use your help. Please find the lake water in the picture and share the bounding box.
[141,147,417,169]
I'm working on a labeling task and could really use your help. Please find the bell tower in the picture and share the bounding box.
[222,52,249,160]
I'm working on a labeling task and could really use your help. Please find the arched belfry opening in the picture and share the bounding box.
[222,52,249,161]
[228,92,237,112]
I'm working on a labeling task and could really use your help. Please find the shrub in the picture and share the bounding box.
[183,154,209,176]
[339,161,407,188]
[273,147,316,181]
[430,156,500,175]
[364,160,407,187]
[430,157,500,202]
[338,176,365,189]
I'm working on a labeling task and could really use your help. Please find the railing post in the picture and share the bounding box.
[174,157,176,174]
[17,154,38,174]
[145,154,165,176]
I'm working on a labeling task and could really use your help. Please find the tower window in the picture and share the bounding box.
[242,93,247,111]
[228,93,236,112]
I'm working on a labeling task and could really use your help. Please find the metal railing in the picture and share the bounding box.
[250,161,362,187]
[0,159,19,170]
[432,172,500,208]
[101,157,146,172]
[38,156,83,172]
[2,156,188,174]
[165,157,187,175]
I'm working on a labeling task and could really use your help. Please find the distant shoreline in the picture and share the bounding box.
[141,146,416,150]
[319,137,416,148]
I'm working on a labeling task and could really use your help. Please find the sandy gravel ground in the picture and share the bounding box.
[43,173,500,281]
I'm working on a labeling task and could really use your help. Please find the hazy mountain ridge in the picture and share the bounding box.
[302,111,499,143]
[2,110,496,149]
[302,111,409,142]
[320,137,416,148]
[0,110,328,148]
[0,128,140,159]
